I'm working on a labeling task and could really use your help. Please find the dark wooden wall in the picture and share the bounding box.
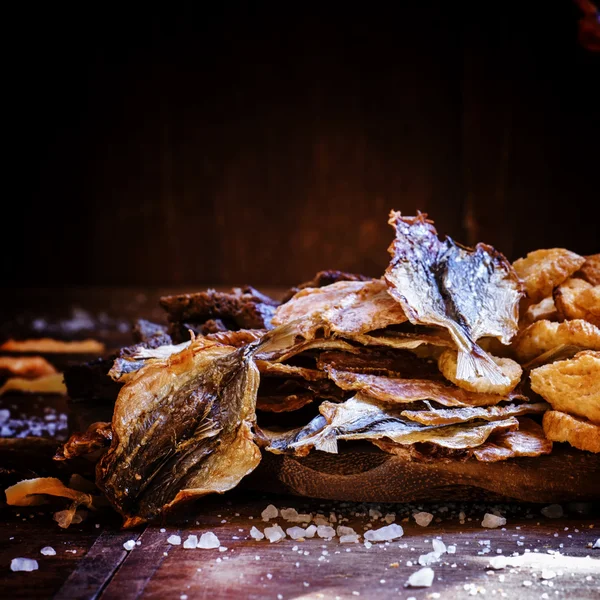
[6,3,600,288]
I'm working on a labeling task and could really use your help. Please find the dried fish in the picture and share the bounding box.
[384,212,523,387]
[97,338,261,525]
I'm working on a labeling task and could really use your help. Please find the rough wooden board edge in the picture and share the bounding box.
[245,445,600,503]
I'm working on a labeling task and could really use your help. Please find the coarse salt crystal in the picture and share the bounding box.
[384,513,396,524]
[447,545,456,554]
[522,580,533,587]
[406,567,434,588]
[364,541,372,549]
[340,535,360,544]
[264,525,286,543]
[11,558,38,572]
[262,504,279,521]
[369,508,382,520]
[317,525,336,539]
[304,525,317,538]
[167,535,181,545]
[482,513,506,528]
[364,524,404,542]
[123,540,136,551]
[541,504,563,519]
[183,535,198,549]
[432,539,446,556]
[250,526,264,540]
[592,539,600,549]
[413,512,434,527]
[40,547,56,556]
[418,552,440,566]
[337,526,357,537]
[198,532,220,549]
[160,528,166,533]
[313,515,329,526]
[541,569,557,580]
[286,527,307,540]
[219,547,227,552]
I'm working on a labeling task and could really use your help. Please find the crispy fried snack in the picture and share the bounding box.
[530,351,600,424]
[543,410,600,453]
[554,278,600,326]
[512,319,600,363]
[513,249,585,303]
[437,349,522,395]
[520,296,558,326]
[576,254,600,286]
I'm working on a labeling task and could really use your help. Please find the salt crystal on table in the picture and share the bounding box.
[406,567,434,588]
[286,527,307,540]
[261,504,279,521]
[314,515,329,526]
[167,535,182,545]
[364,541,372,549]
[541,504,563,519]
[432,539,446,556]
[183,535,198,549]
[541,569,557,579]
[447,545,456,554]
[413,512,434,527]
[593,539,600,549]
[40,547,56,556]
[369,508,382,520]
[264,525,286,543]
[11,558,38,572]
[280,508,299,521]
[340,535,360,544]
[384,513,396,524]
[364,524,404,542]
[198,532,220,549]
[123,540,136,551]
[337,526,357,537]
[482,513,506,528]
[304,525,317,538]
[250,526,264,540]
[317,526,336,539]
[418,552,440,566]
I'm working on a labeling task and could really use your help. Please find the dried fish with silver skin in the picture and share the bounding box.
[97,338,261,526]
[288,394,519,455]
[384,212,523,387]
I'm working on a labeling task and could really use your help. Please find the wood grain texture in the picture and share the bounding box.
[7,4,599,289]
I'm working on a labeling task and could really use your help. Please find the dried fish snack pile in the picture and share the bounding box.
[6,211,599,526]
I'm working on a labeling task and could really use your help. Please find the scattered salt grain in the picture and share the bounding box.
[261,504,279,521]
[593,539,600,549]
[250,526,264,541]
[183,535,198,549]
[286,527,307,540]
[383,513,396,524]
[123,540,136,551]
[337,526,357,537]
[432,539,447,556]
[340,535,360,544]
[264,525,286,543]
[541,569,557,580]
[369,508,382,520]
[447,545,456,554]
[317,525,336,539]
[40,547,56,556]
[219,547,227,553]
[160,528,166,533]
[364,541,372,549]
[413,512,434,527]
[482,513,506,528]
[167,535,181,545]
[196,532,220,549]
[406,567,434,588]
[522,580,533,587]
[364,524,404,542]
[541,504,564,519]
[418,552,439,567]
[304,525,317,538]
[11,558,38,572]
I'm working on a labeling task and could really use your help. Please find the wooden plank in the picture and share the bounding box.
[54,529,144,600]
[99,527,181,600]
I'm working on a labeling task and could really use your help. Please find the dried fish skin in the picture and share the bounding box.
[257,415,329,455]
[327,368,526,408]
[289,394,519,455]
[384,212,523,387]
[55,422,113,461]
[97,339,261,525]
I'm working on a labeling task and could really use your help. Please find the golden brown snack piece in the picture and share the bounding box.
[473,417,553,462]
[0,373,66,396]
[520,296,558,326]
[554,278,600,326]
[437,349,522,395]
[512,319,600,363]
[543,410,600,453]
[513,248,585,303]
[576,254,600,286]
[0,338,105,354]
[0,356,57,378]
[530,351,600,424]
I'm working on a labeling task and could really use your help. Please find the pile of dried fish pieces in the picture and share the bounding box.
[57,212,558,525]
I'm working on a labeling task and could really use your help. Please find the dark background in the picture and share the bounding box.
[6,2,600,288]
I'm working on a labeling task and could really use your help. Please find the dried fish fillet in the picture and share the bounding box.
[401,401,549,426]
[327,368,525,408]
[272,280,407,339]
[384,212,523,387]
[474,418,553,462]
[289,395,519,455]
[55,422,113,461]
[97,339,261,525]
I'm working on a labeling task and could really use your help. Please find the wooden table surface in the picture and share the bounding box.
[1,288,599,599]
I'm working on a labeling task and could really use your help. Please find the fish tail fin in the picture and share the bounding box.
[456,349,509,387]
